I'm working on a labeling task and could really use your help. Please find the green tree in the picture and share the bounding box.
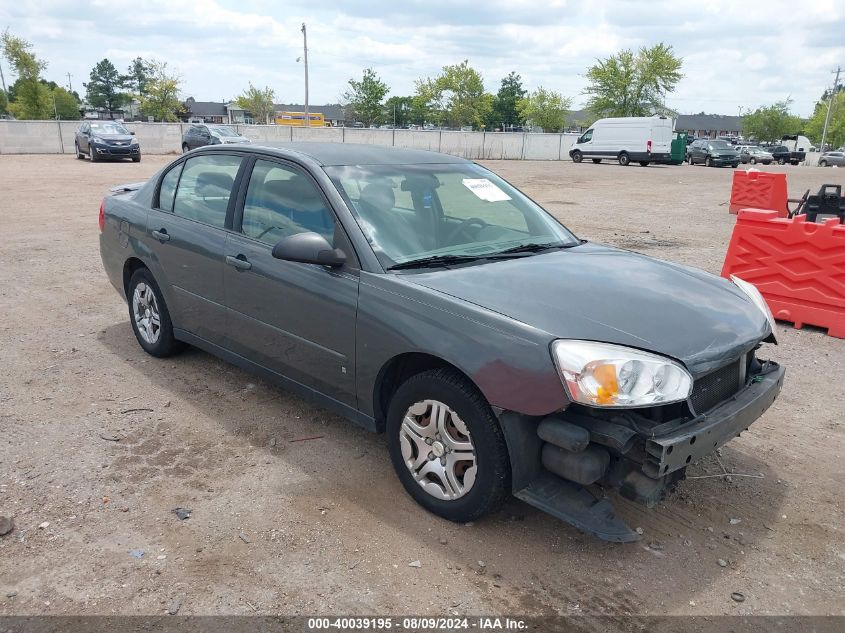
[1,29,51,119]
[139,62,183,122]
[384,95,413,127]
[85,59,130,116]
[741,100,802,142]
[414,60,493,129]
[235,83,275,124]
[517,87,572,132]
[127,57,155,96]
[52,86,80,119]
[805,91,845,150]
[0,88,7,115]
[584,43,682,118]
[490,72,526,129]
[342,67,389,126]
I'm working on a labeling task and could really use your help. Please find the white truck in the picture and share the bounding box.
[569,116,673,166]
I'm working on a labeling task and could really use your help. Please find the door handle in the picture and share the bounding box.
[225,255,252,271]
[152,229,170,242]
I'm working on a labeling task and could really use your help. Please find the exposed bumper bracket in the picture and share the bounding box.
[515,475,640,543]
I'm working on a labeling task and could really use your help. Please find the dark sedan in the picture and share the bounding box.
[75,121,140,162]
[98,143,784,542]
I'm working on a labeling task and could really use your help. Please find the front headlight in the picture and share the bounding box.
[91,136,104,144]
[551,340,693,408]
[130,137,139,145]
[730,275,777,339]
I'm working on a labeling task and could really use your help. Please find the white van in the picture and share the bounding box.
[569,116,673,166]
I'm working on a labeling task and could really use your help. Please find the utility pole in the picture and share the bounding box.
[301,23,309,127]
[820,66,841,155]
[0,59,6,95]
[67,72,73,93]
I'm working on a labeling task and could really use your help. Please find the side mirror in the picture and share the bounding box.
[272,232,346,268]
[130,130,136,135]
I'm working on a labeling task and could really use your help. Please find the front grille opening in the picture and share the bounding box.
[689,360,742,415]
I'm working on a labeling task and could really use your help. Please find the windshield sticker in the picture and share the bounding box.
[462,178,511,202]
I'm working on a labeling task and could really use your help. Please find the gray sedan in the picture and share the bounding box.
[818,151,845,167]
[99,143,784,542]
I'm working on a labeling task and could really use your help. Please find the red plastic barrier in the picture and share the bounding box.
[721,209,845,338]
[728,171,788,216]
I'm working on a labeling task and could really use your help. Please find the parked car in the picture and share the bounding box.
[780,135,810,164]
[686,139,740,167]
[182,124,249,152]
[99,143,784,542]
[737,146,774,165]
[818,151,845,167]
[75,121,140,162]
[569,116,672,166]
[762,144,801,165]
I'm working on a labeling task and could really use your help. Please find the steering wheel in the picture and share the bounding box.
[445,217,488,244]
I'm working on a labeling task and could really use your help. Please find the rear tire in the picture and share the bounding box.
[618,152,630,166]
[127,268,183,358]
[386,368,510,523]
[571,150,583,163]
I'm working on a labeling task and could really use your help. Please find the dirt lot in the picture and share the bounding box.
[0,154,843,618]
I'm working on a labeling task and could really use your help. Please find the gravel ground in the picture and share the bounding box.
[0,154,843,619]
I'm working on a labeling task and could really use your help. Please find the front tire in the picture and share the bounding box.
[386,368,510,523]
[778,157,786,165]
[705,157,713,167]
[132,154,141,163]
[618,152,630,166]
[182,143,190,153]
[75,142,85,159]
[749,157,757,165]
[571,150,583,163]
[819,160,828,167]
[127,268,183,358]
[89,146,99,162]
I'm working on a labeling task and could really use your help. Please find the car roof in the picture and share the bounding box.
[204,142,471,166]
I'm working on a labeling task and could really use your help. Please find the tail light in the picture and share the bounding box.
[647,140,653,153]
[98,199,105,233]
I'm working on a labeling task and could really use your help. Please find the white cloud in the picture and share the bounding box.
[1,0,842,115]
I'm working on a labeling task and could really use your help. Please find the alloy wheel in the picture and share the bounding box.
[132,282,161,345]
[399,399,477,501]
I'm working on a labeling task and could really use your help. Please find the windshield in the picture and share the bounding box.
[325,163,580,269]
[90,122,129,135]
[209,125,238,137]
[708,140,732,150]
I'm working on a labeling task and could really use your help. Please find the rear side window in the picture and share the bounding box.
[172,154,242,228]
[157,163,183,211]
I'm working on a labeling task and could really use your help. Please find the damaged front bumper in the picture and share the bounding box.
[502,360,785,543]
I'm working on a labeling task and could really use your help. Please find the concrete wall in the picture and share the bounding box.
[0,121,581,161]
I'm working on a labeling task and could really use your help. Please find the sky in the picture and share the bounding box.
[2,0,843,117]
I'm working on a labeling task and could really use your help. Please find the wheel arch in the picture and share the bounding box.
[373,352,480,433]
[122,257,149,298]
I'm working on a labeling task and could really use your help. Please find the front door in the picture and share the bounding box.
[223,158,360,406]
[146,153,244,346]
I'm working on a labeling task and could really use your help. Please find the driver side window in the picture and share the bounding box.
[241,160,336,246]
[580,129,593,143]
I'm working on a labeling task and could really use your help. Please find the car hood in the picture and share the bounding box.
[405,243,770,376]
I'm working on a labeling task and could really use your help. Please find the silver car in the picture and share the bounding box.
[737,146,774,165]
[818,151,845,167]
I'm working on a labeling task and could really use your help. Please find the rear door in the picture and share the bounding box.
[146,152,245,345]
[223,157,360,406]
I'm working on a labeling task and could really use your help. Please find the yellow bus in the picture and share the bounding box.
[274,111,331,127]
